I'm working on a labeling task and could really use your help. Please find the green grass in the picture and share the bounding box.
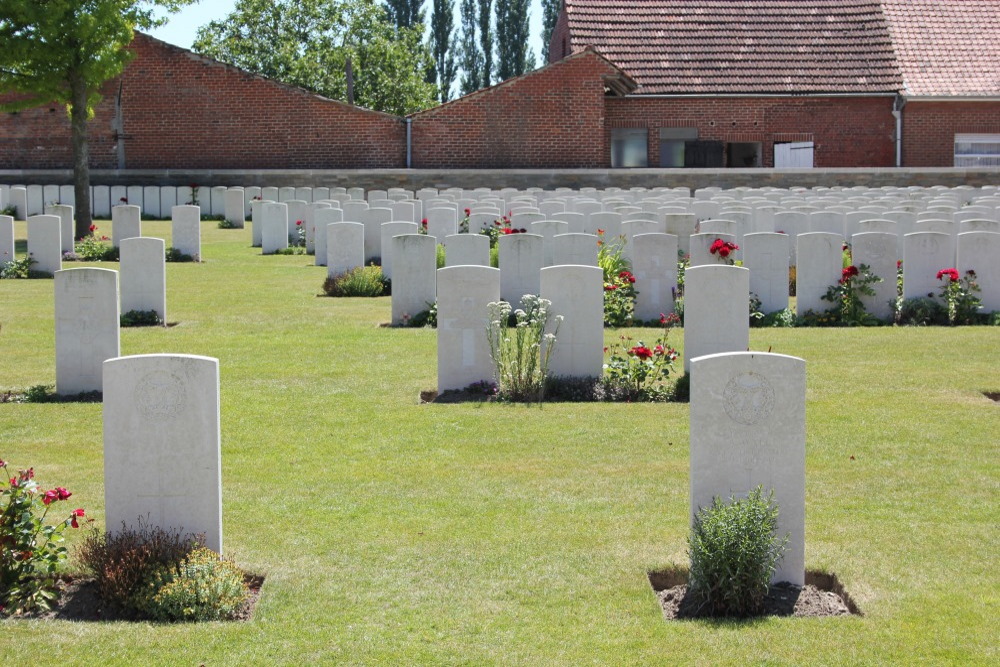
[1,219,998,665]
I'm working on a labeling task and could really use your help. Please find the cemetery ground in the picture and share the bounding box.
[1,220,997,664]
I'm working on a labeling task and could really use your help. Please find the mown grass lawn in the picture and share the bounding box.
[1,219,997,665]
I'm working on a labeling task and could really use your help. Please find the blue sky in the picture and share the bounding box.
[148,1,547,70]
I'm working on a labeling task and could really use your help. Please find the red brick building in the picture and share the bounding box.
[548,0,1000,169]
[1,1,997,172]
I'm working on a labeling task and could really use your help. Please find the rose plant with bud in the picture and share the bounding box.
[602,313,680,401]
[936,267,982,325]
[709,238,739,265]
[1,458,87,614]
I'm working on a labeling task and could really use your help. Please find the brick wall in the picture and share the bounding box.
[0,34,406,170]
[0,83,119,169]
[605,96,897,168]
[409,49,618,169]
[902,101,1000,167]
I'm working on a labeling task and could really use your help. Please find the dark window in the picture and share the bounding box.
[684,141,724,168]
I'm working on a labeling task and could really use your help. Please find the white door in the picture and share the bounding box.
[774,142,814,168]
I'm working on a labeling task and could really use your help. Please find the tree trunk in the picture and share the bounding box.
[69,70,92,239]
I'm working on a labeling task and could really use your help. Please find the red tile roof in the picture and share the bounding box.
[881,0,1000,98]
[563,0,904,94]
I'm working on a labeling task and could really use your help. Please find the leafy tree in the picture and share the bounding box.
[0,0,195,237]
[429,0,457,102]
[495,0,533,81]
[541,0,561,62]
[458,0,482,95]
[384,0,423,30]
[194,0,436,116]
[477,0,493,87]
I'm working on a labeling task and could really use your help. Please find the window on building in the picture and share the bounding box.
[955,134,1000,167]
[727,142,762,168]
[659,127,698,167]
[611,128,648,167]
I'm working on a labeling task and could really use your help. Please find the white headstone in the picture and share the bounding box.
[46,204,75,253]
[391,234,437,325]
[261,202,289,255]
[313,207,344,266]
[437,265,500,392]
[742,233,790,314]
[142,186,161,218]
[55,268,120,394]
[125,186,143,213]
[541,265,604,379]
[551,233,599,266]
[326,222,365,278]
[120,237,166,322]
[425,208,457,243]
[209,186,227,217]
[170,205,201,260]
[224,188,246,228]
[499,233,543,310]
[957,231,1000,312]
[59,185,75,208]
[250,199,269,247]
[903,232,956,301]
[10,186,27,220]
[689,351,805,586]
[261,187,279,202]
[27,214,62,275]
[304,202,332,254]
[443,233,490,266]
[92,185,110,218]
[111,204,142,247]
[379,221,418,280]
[0,215,13,271]
[103,354,222,553]
[26,185,44,216]
[632,233,679,320]
[285,200,308,240]
[796,233,843,316]
[361,207,393,262]
[851,232,898,320]
[295,187,313,203]
[683,265,750,372]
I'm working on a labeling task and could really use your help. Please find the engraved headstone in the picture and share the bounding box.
[391,234,437,326]
[360,207,392,262]
[437,265,500,392]
[55,268,119,394]
[27,214,62,275]
[120,237,166,322]
[313,207,344,266]
[499,233,543,310]
[632,233,679,320]
[326,222,365,278]
[111,205,142,247]
[379,221,418,280]
[551,233,599,267]
[796,233,843,316]
[224,188,246,228]
[46,204,75,253]
[10,186,28,220]
[957,231,1000,312]
[742,232,790,314]
[443,233,490,267]
[541,265,604,379]
[683,265,750,373]
[171,205,201,260]
[903,232,956,301]
[0,215,14,271]
[103,354,222,552]
[690,351,805,586]
[852,232,898,320]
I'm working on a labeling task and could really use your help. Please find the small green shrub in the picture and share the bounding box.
[401,301,437,328]
[436,243,446,269]
[165,247,196,262]
[77,524,203,613]
[120,309,163,327]
[688,486,789,617]
[217,218,237,229]
[897,297,949,326]
[131,546,249,622]
[670,372,690,403]
[0,204,17,217]
[75,228,119,261]
[0,255,36,279]
[322,264,386,297]
[21,384,54,403]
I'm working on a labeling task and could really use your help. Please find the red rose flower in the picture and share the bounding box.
[604,284,618,291]
[597,228,605,235]
[629,345,653,360]
[56,486,71,500]
[421,218,428,227]
[43,489,59,505]
[718,247,730,257]
[296,220,303,226]
[88,224,97,232]
[464,208,471,216]
[936,268,959,282]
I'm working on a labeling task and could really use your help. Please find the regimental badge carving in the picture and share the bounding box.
[135,371,186,420]
[723,371,775,425]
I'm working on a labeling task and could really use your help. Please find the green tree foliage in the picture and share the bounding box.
[541,0,561,62]
[193,0,436,116]
[429,0,458,102]
[495,0,533,81]
[0,0,195,237]
[478,0,493,87]
[458,0,482,95]
[383,0,423,29]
